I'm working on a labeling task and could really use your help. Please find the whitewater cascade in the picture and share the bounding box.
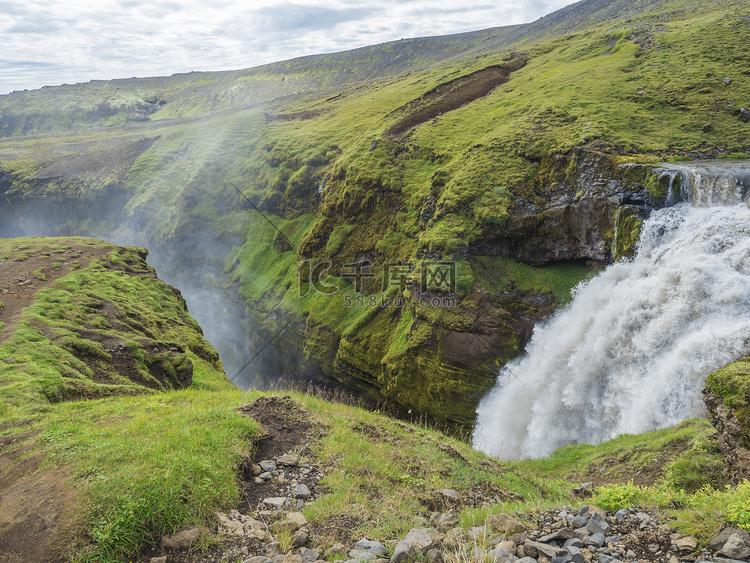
[473,160,750,460]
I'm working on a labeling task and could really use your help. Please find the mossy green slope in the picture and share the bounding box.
[0,0,748,426]
[0,237,231,413]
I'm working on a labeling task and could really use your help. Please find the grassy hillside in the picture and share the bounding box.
[0,236,745,559]
[0,0,748,427]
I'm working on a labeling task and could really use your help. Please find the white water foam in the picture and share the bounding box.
[473,165,750,460]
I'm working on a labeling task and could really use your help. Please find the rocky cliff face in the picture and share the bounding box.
[704,357,750,483]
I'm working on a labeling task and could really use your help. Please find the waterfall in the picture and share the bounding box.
[473,160,750,460]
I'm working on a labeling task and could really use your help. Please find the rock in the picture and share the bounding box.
[490,513,527,534]
[540,528,574,543]
[719,534,750,559]
[162,527,201,550]
[404,528,434,553]
[564,538,584,548]
[151,557,167,563]
[293,483,312,499]
[350,554,375,563]
[571,516,588,529]
[673,536,697,551]
[614,509,629,523]
[426,548,444,563]
[355,540,389,557]
[598,554,622,563]
[714,558,750,563]
[301,548,319,562]
[391,541,416,563]
[579,506,607,520]
[487,547,518,563]
[266,542,281,557]
[521,542,538,558]
[216,512,245,536]
[723,77,732,85]
[282,555,302,563]
[552,545,584,563]
[516,559,538,563]
[496,540,517,553]
[585,513,610,536]
[245,558,271,563]
[439,489,460,500]
[273,512,308,534]
[293,529,310,548]
[260,460,278,472]
[573,483,593,498]
[260,472,273,481]
[264,497,290,510]
[587,532,605,549]
[573,528,589,542]
[434,512,459,532]
[741,108,750,122]
[709,528,750,552]
[525,541,559,557]
[278,454,300,467]
[605,535,620,545]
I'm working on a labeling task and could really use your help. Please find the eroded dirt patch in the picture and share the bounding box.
[0,436,80,563]
[387,58,526,136]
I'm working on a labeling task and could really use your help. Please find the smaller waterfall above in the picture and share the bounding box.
[653,159,750,207]
[473,160,750,460]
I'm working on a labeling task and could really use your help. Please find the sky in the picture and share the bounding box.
[0,0,577,94]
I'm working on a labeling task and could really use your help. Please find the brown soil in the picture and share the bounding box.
[386,58,526,136]
[0,434,81,563]
[0,241,113,343]
[237,395,318,509]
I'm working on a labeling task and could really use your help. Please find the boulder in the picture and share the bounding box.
[673,536,697,551]
[709,528,750,552]
[354,540,389,557]
[489,513,527,534]
[539,528,574,543]
[260,460,278,472]
[293,528,310,548]
[293,483,312,499]
[741,107,750,122]
[404,529,434,553]
[439,489,460,500]
[264,497,289,510]
[390,541,416,563]
[161,527,201,550]
[719,534,750,560]
[585,513,609,535]
[278,454,300,467]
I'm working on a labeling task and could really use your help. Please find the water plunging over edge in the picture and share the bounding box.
[473,161,750,460]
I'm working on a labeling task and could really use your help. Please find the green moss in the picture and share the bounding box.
[706,357,750,410]
[612,207,644,261]
[325,224,355,257]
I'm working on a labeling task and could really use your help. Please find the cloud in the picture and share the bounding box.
[246,3,377,33]
[0,0,577,94]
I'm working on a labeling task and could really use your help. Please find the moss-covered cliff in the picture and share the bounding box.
[0,237,230,410]
[0,0,748,427]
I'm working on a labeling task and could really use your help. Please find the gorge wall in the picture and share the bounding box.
[1,0,749,428]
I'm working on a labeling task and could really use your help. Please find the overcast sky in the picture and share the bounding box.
[0,0,576,94]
